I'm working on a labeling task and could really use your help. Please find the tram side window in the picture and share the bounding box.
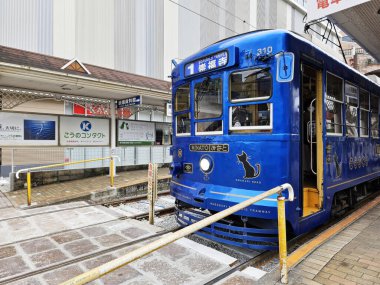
[326,73,343,135]
[230,69,272,102]
[175,84,191,135]
[359,89,370,137]
[345,82,359,137]
[371,95,379,138]
[229,103,272,132]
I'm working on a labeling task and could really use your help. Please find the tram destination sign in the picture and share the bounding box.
[189,144,229,153]
[185,51,228,77]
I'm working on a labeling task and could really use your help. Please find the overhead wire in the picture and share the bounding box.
[206,0,257,30]
[167,0,239,35]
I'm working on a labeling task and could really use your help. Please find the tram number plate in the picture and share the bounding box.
[189,144,229,153]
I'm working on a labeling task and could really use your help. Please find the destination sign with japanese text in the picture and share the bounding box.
[185,51,228,77]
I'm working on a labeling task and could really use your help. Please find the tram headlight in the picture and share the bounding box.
[199,156,213,173]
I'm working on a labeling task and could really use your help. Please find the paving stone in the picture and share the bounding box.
[181,253,223,275]
[8,277,43,285]
[0,246,17,259]
[30,249,68,268]
[121,227,150,239]
[7,218,29,231]
[136,258,191,285]
[83,254,115,269]
[42,265,84,285]
[156,243,190,261]
[81,226,107,237]
[95,234,128,247]
[51,231,83,244]
[345,274,374,285]
[313,275,340,285]
[329,274,356,285]
[218,274,257,285]
[64,239,99,257]
[20,237,55,254]
[126,279,156,285]
[99,265,142,285]
[0,256,30,279]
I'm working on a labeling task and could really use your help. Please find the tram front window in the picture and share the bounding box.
[195,77,222,120]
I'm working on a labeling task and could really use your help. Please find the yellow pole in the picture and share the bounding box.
[110,157,114,188]
[27,171,32,206]
[277,195,288,284]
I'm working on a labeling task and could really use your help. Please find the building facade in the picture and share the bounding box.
[0,0,341,81]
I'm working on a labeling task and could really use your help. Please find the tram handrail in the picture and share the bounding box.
[60,183,294,285]
[15,155,120,206]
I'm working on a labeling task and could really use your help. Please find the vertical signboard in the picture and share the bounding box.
[117,120,155,145]
[0,112,58,146]
[60,116,110,146]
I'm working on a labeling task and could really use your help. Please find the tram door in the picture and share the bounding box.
[300,64,323,217]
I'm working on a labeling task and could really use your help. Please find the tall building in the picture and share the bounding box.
[0,0,341,81]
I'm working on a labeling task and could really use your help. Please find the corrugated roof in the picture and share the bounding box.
[0,45,171,93]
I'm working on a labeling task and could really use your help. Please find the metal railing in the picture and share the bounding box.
[61,183,294,285]
[0,146,172,178]
[16,156,119,206]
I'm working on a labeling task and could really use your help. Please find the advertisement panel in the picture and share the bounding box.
[307,0,370,21]
[60,116,110,146]
[0,112,58,146]
[118,120,155,145]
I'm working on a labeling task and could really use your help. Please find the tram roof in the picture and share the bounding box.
[176,29,379,90]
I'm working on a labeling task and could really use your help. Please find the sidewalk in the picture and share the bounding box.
[285,201,380,285]
[4,167,170,208]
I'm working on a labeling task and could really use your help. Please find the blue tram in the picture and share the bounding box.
[169,29,380,250]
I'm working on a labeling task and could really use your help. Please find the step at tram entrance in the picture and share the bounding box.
[301,64,324,217]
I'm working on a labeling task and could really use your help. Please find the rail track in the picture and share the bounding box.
[0,190,170,223]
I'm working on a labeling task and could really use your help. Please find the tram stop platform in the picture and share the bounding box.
[278,196,380,285]
[0,167,170,208]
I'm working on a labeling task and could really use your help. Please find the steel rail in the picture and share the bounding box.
[61,183,294,285]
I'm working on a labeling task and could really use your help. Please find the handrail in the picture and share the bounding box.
[15,155,120,206]
[61,183,294,285]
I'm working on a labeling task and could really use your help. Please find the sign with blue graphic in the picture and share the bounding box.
[60,116,110,146]
[117,95,142,108]
[185,51,228,77]
[80,120,92,132]
[276,52,294,83]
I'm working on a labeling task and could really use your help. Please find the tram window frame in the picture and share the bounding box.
[194,77,223,120]
[371,94,379,138]
[195,120,223,135]
[174,84,190,112]
[344,82,359,138]
[175,112,191,136]
[326,72,344,136]
[229,103,273,133]
[359,89,370,138]
[229,67,272,103]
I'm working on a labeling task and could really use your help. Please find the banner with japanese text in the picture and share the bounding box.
[60,116,110,146]
[307,0,370,21]
[117,120,155,146]
[0,112,58,146]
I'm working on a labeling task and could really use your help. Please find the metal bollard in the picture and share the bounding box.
[277,195,288,284]
[27,171,32,206]
[110,157,114,188]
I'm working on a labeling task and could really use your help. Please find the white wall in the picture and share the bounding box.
[0,0,334,81]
